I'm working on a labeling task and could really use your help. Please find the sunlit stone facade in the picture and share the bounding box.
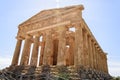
[11,5,108,73]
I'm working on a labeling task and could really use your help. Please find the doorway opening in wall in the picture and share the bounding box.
[53,39,59,65]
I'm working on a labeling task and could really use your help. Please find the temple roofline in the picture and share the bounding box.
[19,5,84,27]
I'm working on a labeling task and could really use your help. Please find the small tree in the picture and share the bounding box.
[57,65,71,80]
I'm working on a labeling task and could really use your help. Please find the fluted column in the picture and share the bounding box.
[101,53,104,72]
[103,53,105,72]
[20,35,32,65]
[103,53,107,73]
[30,35,39,66]
[83,31,89,67]
[92,41,96,69]
[98,51,100,71]
[91,41,94,68]
[69,37,74,65]
[98,50,100,71]
[43,30,53,65]
[88,37,93,68]
[99,52,102,71]
[57,27,67,66]
[11,38,22,65]
[87,34,91,68]
[74,24,83,66]
[65,47,70,66]
[102,53,104,72]
[97,49,99,70]
[104,53,108,73]
[39,36,45,66]
[86,33,89,67]
[95,45,98,70]
[82,31,85,66]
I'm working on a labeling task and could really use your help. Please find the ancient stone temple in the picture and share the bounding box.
[0,5,111,80]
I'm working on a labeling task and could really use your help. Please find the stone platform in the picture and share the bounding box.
[0,65,111,80]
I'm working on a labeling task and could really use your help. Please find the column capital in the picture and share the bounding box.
[16,36,23,40]
[20,35,32,65]
[25,35,32,39]
[74,22,84,28]
[34,33,41,37]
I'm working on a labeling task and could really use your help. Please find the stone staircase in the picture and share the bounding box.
[28,65,80,80]
[0,65,112,80]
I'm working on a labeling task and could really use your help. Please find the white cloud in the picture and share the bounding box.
[0,56,12,69]
[108,61,120,77]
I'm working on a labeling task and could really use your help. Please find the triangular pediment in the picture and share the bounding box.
[19,5,84,27]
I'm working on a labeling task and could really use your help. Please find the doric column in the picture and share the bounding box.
[87,34,91,68]
[83,31,89,67]
[88,37,93,68]
[65,47,70,66]
[103,53,107,73]
[90,40,94,69]
[30,35,39,66]
[99,52,102,71]
[74,23,83,66]
[39,36,45,66]
[103,53,105,72]
[104,53,108,73]
[102,53,104,72]
[57,27,67,66]
[82,30,85,66]
[98,51,100,71]
[20,35,32,65]
[101,53,104,72]
[95,45,98,70]
[43,30,53,65]
[11,38,22,65]
[69,37,75,65]
[92,41,96,69]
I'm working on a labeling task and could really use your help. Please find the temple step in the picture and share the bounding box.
[0,65,111,80]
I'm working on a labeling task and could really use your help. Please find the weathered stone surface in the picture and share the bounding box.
[0,65,112,80]
[20,36,32,65]
[57,27,67,65]
[74,24,83,66]
[6,4,110,79]
[43,30,53,65]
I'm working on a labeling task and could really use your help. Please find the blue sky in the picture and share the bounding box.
[0,0,120,76]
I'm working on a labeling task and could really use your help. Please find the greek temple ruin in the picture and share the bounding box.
[0,5,111,80]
